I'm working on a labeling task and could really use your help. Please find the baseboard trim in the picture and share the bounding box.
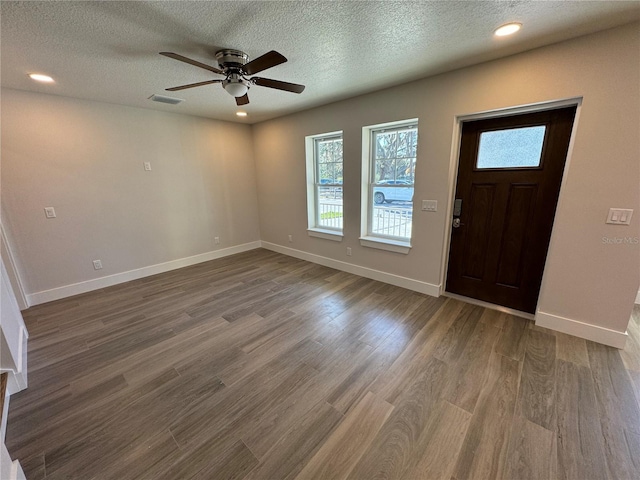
[26,241,262,306]
[535,311,628,349]
[260,241,440,297]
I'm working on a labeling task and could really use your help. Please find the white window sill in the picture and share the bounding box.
[308,228,343,242]
[359,236,411,254]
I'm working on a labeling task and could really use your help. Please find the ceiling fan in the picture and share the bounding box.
[159,49,305,106]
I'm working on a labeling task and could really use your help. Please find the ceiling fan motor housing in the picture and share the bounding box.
[215,49,249,69]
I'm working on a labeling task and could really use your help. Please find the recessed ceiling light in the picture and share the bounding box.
[236,111,248,117]
[494,23,522,37]
[28,73,55,83]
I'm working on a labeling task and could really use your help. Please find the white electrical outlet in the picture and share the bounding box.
[44,207,56,218]
[143,162,152,171]
[214,237,220,245]
[93,260,103,270]
[288,235,293,243]
[346,247,352,256]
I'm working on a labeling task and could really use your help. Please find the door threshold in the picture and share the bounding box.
[442,292,535,321]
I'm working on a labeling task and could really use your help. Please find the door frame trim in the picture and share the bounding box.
[439,97,583,312]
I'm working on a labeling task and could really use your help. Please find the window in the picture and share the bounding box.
[361,120,418,253]
[477,126,546,169]
[305,132,343,240]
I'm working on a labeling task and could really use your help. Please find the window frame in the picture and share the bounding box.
[360,119,419,253]
[305,131,344,241]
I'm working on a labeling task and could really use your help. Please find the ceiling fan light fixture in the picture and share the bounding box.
[223,74,249,98]
[494,23,522,37]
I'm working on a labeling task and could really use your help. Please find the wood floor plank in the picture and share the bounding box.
[326,324,412,415]
[345,356,448,479]
[169,358,313,451]
[432,303,484,365]
[428,297,465,329]
[244,402,344,480]
[587,340,640,434]
[628,369,640,409]
[517,329,557,430]
[555,331,590,367]
[98,430,182,480]
[598,415,640,480]
[555,359,608,480]
[17,454,45,480]
[504,415,556,480]
[373,318,450,405]
[157,437,258,480]
[295,391,394,480]
[444,321,501,413]
[399,400,471,480]
[477,308,506,330]
[453,352,519,480]
[494,314,528,361]
[621,310,640,372]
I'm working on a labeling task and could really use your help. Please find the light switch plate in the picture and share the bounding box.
[606,208,633,225]
[143,162,152,171]
[422,200,437,212]
[44,207,56,218]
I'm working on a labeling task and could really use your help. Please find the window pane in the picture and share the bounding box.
[375,131,397,159]
[375,159,396,183]
[317,186,343,229]
[477,126,546,169]
[370,186,413,238]
[318,163,332,182]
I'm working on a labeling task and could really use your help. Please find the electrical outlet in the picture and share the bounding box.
[44,207,56,218]
[346,247,352,256]
[143,162,152,171]
[288,235,293,243]
[92,260,103,270]
[214,237,220,245]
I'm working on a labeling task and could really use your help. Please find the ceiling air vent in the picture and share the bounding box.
[148,94,184,105]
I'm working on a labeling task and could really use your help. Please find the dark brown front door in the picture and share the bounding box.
[446,107,576,313]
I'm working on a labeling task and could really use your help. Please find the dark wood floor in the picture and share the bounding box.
[6,248,640,479]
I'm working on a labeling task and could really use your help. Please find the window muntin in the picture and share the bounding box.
[368,124,417,240]
[476,125,546,169]
[314,135,343,231]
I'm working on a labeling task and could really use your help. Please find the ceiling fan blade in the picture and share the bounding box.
[165,80,222,91]
[235,93,250,106]
[243,51,287,75]
[252,77,305,94]
[160,52,223,74]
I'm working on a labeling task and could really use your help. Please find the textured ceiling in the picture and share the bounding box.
[2,1,639,123]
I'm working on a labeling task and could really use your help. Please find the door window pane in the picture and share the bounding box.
[477,126,546,169]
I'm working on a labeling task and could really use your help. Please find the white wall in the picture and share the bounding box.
[1,89,260,299]
[252,23,640,341]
